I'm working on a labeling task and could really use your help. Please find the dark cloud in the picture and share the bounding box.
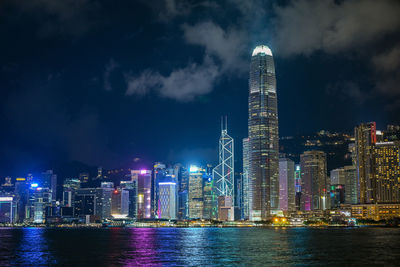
[5,0,100,37]
[372,45,400,97]
[182,21,247,73]
[125,56,220,101]
[272,0,400,56]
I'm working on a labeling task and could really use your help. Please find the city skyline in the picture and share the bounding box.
[1,1,400,266]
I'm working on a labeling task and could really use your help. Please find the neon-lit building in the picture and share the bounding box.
[188,166,204,219]
[294,164,301,210]
[132,170,152,219]
[279,157,295,211]
[300,151,328,211]
[152,163,166,218]
[158,182,177,219]
[248,45,279,220]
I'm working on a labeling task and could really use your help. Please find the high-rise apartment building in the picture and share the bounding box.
[371,141,400,203]
[300,151,328,211]
[355,122,376,203]
[248,45,279,220]
[279,158,295,211]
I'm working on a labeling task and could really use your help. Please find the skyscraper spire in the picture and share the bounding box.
[213,117,234,198]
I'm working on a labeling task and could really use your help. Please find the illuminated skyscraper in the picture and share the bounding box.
[248,45,279,220]
[213,117,234,217]
[300,151,328,211]
[41,170,57,202]
[294,164,302,210]
[158,182,177,219]
[279,157,295,211]
[344,165,358,204]
[371,141,400,203]
[355,122,376,203]
[242,137,250,219]
[132,170,152,219]
[188,166,204,219]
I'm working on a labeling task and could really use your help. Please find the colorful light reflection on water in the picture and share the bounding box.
[0,227,400,266]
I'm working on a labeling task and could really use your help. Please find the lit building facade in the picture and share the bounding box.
[203,174,215,220]
[188,166,204,219]
[41,170,57,202]
[294,164,301,210]
[344,165,358,204]
[0,196,15,223]
[132,170,152,219]
[213,118,234,218]
[158,182,177,220]
[242,137,250,219]
[300,151,328,211]
[248,45,279,220]
[120,181,137,218]
[371,141,400,203]
[351,204,400,220]
[355,122,376,203]
[330,168,345,185]
[279,157,295,211]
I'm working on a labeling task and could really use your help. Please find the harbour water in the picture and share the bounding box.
[0,227,399,266]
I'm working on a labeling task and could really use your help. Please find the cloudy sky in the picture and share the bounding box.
[1,0,399,176]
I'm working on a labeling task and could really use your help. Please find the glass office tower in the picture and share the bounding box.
[248,45,279,220]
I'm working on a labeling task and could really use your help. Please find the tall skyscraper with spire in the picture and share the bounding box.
[248,45,279,220]
[213,117,235,220]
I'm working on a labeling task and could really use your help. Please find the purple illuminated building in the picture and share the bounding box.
[132,170,152,219]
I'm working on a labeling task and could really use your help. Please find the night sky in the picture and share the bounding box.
[1,0,400,177]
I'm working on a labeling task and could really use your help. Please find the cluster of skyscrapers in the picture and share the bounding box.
[1,46,400,224]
